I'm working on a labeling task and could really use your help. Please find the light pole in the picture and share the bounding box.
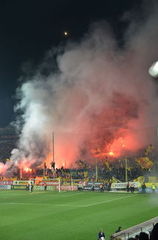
[122,143,128,182]
[52,132,55,165]
[95,158,98,182]
[125,158,128,182]
[94,148,100,182]
[20,168,23,179]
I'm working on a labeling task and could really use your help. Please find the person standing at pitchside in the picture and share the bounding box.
[29,183,33,192]
[98,230,105,240]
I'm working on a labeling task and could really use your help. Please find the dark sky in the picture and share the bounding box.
[0,0,142,127]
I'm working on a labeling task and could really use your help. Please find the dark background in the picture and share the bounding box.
[0,0,143,127]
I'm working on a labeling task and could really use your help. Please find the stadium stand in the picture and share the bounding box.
[0,127,17,162]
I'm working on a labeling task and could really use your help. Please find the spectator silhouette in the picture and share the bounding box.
[115,226,122,233]
[150,223,158,240]
[139,232,149,240]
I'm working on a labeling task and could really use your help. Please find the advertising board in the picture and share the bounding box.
[0,181,13,185]
[0,185,11,190]
[12,185,27,190]
[13,180,34,185]
[111,182,140,189]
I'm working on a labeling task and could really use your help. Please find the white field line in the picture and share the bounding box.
[56,195,136,208]
[0,194,136,207]
[0,202,55,206]
[1,202,28,204]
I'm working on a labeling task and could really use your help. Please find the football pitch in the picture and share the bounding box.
[0,191,158,240]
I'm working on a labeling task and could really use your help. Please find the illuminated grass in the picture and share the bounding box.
[0,191,158,240]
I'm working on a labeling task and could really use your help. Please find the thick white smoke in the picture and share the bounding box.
[10,1,158,170]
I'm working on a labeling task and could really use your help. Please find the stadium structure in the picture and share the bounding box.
[0,126,18,163]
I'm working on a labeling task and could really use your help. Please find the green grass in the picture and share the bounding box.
[0,191,158,240]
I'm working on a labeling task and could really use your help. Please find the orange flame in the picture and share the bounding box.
[108,151,114,156]
[23,167,32,173]
[0,163,6,174]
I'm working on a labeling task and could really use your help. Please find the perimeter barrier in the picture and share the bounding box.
[0,179,158,192]
[111,216,158,240]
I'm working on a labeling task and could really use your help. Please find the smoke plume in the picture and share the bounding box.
[9,1,158,170]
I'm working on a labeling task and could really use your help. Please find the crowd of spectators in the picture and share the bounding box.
[0,127,158,182]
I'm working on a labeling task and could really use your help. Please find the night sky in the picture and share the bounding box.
[0,0,143,127]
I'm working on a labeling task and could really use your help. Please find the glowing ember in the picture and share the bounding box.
[108,151,114,156]
[0,162,10,175]
[0,163,6,174]
[23,167,32,173]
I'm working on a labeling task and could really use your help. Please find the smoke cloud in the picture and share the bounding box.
[9,1,158,170]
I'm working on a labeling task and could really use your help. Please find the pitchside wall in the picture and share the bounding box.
[112,217,158,240]
[0,179,157,192]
